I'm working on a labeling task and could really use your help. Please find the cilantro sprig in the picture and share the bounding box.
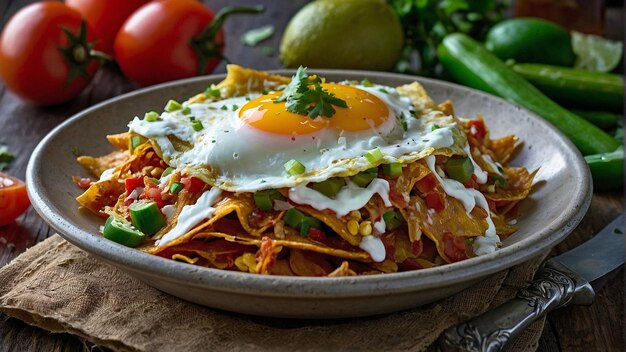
[0,144,14,171]
[274,66,348,118]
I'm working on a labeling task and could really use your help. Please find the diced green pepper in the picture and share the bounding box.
[364,148,383,163]
[129,201,167,236]
[164,99,182,112]
[144,111,159,122]
[284,208,322,236]
[284,159,305,175]
[445,157,474,183]
[169,182,184,194]
[284,208,305,229]
[102,216,146,247]
[162,167,174,178]
[204,85,221,98]
[383,163,402,177]
[191,120,204,131]
[311,178,345,197]
[253,189,285,211]
[130,135,146,152]
[351,168,377,187]
[383,210,405,231]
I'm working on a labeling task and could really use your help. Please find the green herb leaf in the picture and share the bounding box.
[0,144,13,171]
[274,66,348,118]
[241,24,275,46]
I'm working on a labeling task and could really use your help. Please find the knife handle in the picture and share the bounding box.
[439,261,595,352]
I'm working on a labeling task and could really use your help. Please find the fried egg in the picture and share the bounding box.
[128,82,460,193]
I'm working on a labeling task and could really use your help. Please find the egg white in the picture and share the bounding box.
[128,83,459,193]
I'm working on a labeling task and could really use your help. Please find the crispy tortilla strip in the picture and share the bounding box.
[218,65,290,96]
[190,227,371,261]
[293,205,362,246]
[76,178,125,216]
[485,168,537,202]
[438,100,455,117]
[491,213,517,240]
[155,239,257,270]
[77,150,129,178]
[328,261,357,277]
[488,135,519,164]
[396,82,437,115]
[107,132,131,150]
[289,249,335,276]
[402,193,488,263]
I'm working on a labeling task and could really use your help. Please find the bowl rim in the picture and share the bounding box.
[26,69,592,298]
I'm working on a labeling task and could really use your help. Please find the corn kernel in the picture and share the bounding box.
[487,184,496,193]
[349,210,362,220]
[234,256,248,272]
[347,220,359,235]
[359,221,372,236]
[151,167,164,177]
[242,253,258,273]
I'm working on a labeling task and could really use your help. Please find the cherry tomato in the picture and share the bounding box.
[0,2,103,105]
[66,0,151,56]
[114,0,263,86]
[0,173,31,226]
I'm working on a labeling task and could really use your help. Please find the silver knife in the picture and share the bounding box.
[440,215,624,352]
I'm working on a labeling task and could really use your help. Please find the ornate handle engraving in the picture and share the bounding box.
[439,262,595,352]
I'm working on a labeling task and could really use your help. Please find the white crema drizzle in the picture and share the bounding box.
[157,187,223,247]
[288,178,392,217]
[424,154,499,255]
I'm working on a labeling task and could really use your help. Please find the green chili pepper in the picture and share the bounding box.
[437,33,620,156]
[585,148,624,191]
[445,157,474,184]
[383,163,402,177]
[311,177,345,197]
[129,201,167,236]
[253,189,284,211]
[102,216,146,247]
[511,63,624,112]
[351,168,377,187]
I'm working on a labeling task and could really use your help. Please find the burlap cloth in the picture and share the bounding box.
[0,235,548,351]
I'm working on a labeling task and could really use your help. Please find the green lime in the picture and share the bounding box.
[572,31,623,73]
[485,18,575,66]
[279,0,404,71]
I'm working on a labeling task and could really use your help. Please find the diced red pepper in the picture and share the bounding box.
[125,176,144,194]
[425,192,445,212]
[416,174,437,194]
[442,232,468,263]
[464,174,479,190]
[389,189,408,208]
[181,176,205,193]
[143,186,164,208]
[307,227,328,242]
[411,239,423,256]
[468,119,486,145]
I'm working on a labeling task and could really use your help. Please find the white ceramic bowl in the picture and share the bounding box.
[26,70,591,318]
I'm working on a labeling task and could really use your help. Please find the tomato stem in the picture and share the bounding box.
[190,5,265,75]
[58,20,111,87]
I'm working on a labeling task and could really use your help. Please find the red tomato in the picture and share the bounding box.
[66,0,151,56]
[425,192,445,212]
[114,0,262,86]
[0,2,102,105]
[0,173,31,226]
[442,232,468,263]
[180,176,205,193]
[125,176,144,193]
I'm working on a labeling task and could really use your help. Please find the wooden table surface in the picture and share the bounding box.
[0,1,623,351]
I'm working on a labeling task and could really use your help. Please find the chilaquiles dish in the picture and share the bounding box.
[74,65,536,276]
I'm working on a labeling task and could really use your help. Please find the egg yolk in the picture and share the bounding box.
[239,84,389,135]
